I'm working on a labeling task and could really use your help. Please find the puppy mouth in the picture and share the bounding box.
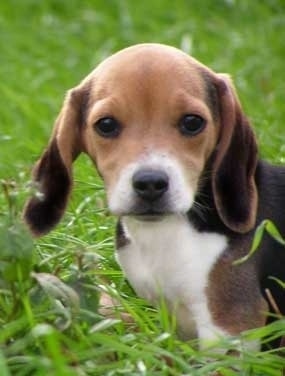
[109,195,192,220]
[132,211,167,222]
[125,201,175,221]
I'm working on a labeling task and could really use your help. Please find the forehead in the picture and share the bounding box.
[89,45,207,102]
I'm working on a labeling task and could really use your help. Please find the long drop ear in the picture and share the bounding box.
[23,84,89,236]
[212,74,258,233]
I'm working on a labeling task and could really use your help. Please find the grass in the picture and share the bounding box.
[0,0,285,374]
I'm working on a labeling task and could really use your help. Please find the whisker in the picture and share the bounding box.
[191,199,211,223]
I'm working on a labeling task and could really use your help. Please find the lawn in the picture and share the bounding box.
[0,0,285,374]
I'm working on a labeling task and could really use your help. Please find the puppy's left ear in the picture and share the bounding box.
[212,74,258,233]
[23,84,88,236]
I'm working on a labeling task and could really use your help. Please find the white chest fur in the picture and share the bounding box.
[116,215,228,346]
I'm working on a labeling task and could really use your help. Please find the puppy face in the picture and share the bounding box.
[24,43,258,235]
[82,45,219,218]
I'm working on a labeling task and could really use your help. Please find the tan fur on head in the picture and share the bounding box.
[23,43,258,236]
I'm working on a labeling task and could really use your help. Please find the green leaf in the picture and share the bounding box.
[233,220,267,265]
[234,220,285,265]
[268,277,285,289]
[0,220,34,282]
[265,220,285,246]
[32,272,80,311]
[90,318,121,333]
[0,351,10,376]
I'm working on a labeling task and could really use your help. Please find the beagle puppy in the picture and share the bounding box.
[24,43,285,350]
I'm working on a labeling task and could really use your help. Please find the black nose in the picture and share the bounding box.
[132,170,169,201]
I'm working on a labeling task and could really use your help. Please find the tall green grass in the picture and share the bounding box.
[1,1,285,374]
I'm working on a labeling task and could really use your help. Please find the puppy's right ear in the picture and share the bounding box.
[24,85,88,236]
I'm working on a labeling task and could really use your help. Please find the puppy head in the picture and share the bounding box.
[23,43,258,235]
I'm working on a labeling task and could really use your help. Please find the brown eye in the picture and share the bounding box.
[94,117,121,138]
[179,115,206,136]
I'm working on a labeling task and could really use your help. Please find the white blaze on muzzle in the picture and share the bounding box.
[107,152,196,216]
